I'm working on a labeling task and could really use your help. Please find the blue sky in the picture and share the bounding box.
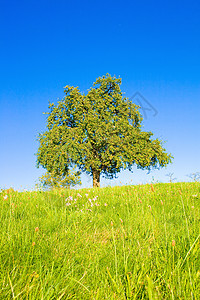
[0,0,200,190]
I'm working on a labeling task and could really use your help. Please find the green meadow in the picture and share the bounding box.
[0,182,199,299]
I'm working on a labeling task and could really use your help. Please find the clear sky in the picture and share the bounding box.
[1,0,200,190]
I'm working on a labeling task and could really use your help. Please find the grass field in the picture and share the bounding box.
[0,182,199,299]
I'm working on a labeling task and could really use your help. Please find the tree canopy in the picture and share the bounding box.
[38,170,81,190]
[37,74,172,187]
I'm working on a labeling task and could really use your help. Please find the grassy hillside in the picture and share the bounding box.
[0,182,199,299]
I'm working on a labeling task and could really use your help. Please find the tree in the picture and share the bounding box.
[37,74,173,187]
[166,172,177,183]
[187,172,200,182]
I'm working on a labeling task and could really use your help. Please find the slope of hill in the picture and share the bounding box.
[0,182,199,299]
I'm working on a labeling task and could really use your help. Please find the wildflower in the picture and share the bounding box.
[31,272,39,278]
[120,218,123,223]
[151,184,155,192]
[35,227,39,232]
[93,196,98,201]
[148,205,152,211]
[160,200,164,205]
[139,198,142,204]
[77,193,82,197]
[32,242,36,246]
[172,240,175,247]
[104,203,108,206]
[85,193,89,197]
[192,195,197,198]
[178,190,182,195]
[111,221,113,226]
[66,203,71,206]
[191,206,194,209]
[3,195,8,200]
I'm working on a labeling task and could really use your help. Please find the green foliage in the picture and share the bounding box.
[37,74,172,187]
[0,182,199,299]
[38,170,81,189]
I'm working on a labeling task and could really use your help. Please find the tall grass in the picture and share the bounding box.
[0,182,199,299]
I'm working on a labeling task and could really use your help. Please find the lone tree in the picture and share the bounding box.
[37,74,172,187]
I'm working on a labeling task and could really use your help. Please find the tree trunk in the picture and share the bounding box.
[92,170,100,188]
